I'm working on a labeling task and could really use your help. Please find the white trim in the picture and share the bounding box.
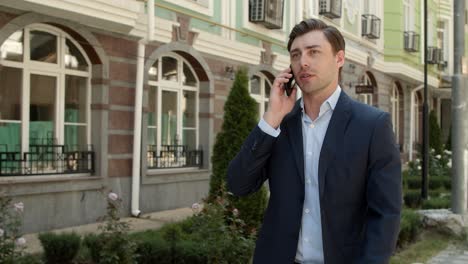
[408,84,423,161]
[192,28,263,64]
[166,0,214,17]
[0,0,141,33]
[131,14,178,43]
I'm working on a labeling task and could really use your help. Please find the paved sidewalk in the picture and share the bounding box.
[426,245,468,264]
[23,207,195,254]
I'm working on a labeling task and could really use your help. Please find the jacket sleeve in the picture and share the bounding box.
[227,125,277,197]
[359,112,402,264]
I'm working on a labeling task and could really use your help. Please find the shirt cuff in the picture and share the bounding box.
[258,118,281,138]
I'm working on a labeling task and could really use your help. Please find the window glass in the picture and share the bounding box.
[65,39,88,71]
[30,31,57,63]
[0,67,22,121]
[0,30,23,62]
[250,75,261,94]
[29,74,56,145]
[162,57,178,82]
[65,75,87,123]
[182,91,196,128]
[182,62,197,87]
[161,91,178,145]
[148,60,158,81]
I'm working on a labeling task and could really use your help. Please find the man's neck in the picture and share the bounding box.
[302,85,337,121]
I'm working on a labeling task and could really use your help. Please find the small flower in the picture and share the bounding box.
[232,208,239,217]
[14,202,24,212]
[430,148,435,153]
[108,192,118,201]
[435,154,441,159]
[444,150,452,155]
[191,203,200,213]
[416,159,420,163]
[447,160,452,168]
[0,228,4,237]
[418,166,422,170]
[15,237,26,247]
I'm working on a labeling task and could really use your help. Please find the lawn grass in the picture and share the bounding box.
[390,229,466,264]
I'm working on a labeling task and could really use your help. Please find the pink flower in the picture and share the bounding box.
[232,208,239,217]
[108,192,118,201]
[14,202,24,212]
[191,203,200,213]
[15,237,26,247]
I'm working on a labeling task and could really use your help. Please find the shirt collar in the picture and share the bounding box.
[300,85,342,114]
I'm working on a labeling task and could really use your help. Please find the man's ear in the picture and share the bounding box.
[336,50,345,67]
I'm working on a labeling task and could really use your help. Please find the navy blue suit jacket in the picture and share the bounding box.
[227,92,402,264]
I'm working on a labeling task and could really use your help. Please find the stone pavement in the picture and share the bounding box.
[426,245,468,264]
[23,207,195,255]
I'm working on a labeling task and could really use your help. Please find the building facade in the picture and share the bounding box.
[0,0,458,233]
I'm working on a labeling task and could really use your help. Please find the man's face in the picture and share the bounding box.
[289,30,344,95]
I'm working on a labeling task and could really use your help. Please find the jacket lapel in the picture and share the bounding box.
[286,101,305,184]
[318,92,352,198]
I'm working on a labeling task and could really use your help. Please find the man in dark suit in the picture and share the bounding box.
[227,19,402,264]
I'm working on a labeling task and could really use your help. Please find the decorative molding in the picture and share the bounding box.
[344,0,360,25]
[191,28,263,64]
[0,0,141,33]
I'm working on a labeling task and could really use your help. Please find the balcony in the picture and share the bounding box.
[319,0,342,19]
[404,31,420,52]
[361,14,381,39]
[0,144,95,176]
[147,145,203,169]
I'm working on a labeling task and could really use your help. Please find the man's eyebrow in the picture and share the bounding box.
[290,45,321,54]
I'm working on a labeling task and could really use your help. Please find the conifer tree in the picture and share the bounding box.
[208,67,268,230]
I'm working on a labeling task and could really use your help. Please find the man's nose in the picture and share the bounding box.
[300,56,309,68]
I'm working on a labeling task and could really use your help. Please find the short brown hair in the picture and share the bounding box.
[287,18,345,54]
[287,19,346,82]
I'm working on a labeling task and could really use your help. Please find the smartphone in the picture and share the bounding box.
[284,66,295,96]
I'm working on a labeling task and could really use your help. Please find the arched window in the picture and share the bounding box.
[249,73,271,119]
[147,54,201,168]
[0,24,92,175]
[357,73,373,105]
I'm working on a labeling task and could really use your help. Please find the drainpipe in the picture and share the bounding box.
[131,0,154,217]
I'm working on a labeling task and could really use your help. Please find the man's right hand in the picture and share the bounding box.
[263,67,298,129]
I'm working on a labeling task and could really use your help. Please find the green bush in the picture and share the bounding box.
[397,209,421,247]
[403,189,422,208]
[429,110,443,155]
[406,176,421,189]
[208,67,268,231]
[421,196,451,209]
[38,232,80,264]
[132,202,255,264]
[83,192,136,264]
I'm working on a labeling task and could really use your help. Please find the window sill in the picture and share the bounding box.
[144,167,210,185]
[0,174,103,196]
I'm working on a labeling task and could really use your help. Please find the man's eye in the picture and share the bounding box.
[291,53,299,59]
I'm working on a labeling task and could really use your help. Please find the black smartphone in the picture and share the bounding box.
[284,66,295,96]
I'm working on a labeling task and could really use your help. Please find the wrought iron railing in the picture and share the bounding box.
[0,144,95,176]
[147,145,203,169]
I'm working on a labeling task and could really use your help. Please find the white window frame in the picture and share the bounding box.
[147,54,200,160]
[0,24,92,155]
[390,83,400,138]
[414,93,420,143]
[249,73,272,119]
